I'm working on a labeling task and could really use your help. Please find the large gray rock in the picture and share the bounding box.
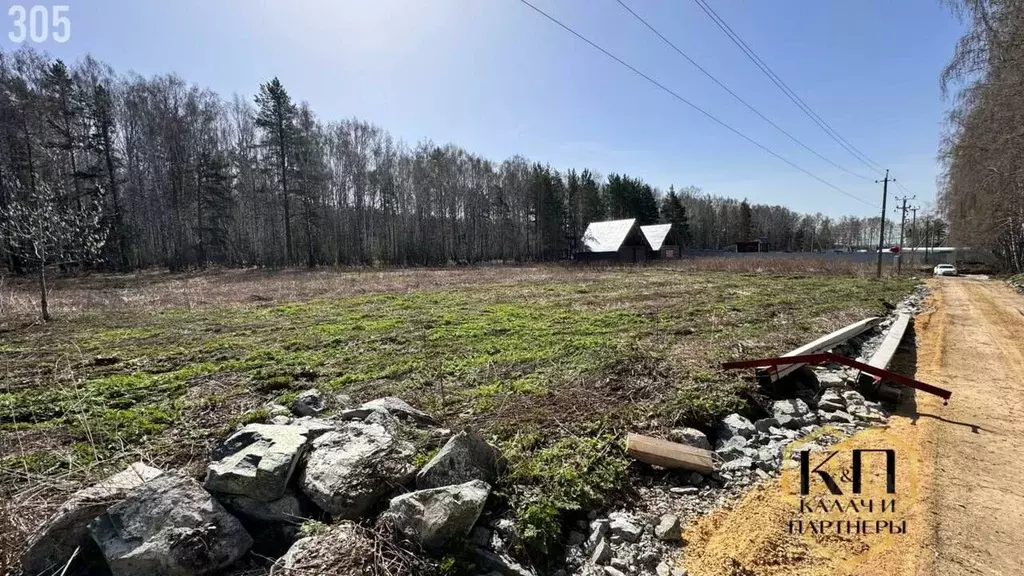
[291,389,325,417]
[22,463,163,576]
[300,410,416,518]
[89,472,252,575]
[814,370,847,388]
[386,480,490,550]
[417,429,505,489]
[204,424,311,502]
[608,517,641,543]
[289,416,337,438]
[591,538,613,564]
[817,390,846,412]
[715,435,752,462]
[669,427,711,450]
[849,404,885,423]
[361,396,438,426]
[821,410,855,424]
[753,418,778,433]
[720,457,754,472]
[587,519,609,552]
[775,414,801,430]
[841,390,867,406]
[218,492,303,525]
[718,413,755,439]
[654,514,682,541]
[756,444,783,471]
[772,399,811,423]
[277,522,365,572]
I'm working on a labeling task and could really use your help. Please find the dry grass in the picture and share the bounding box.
[268,521,438,576]
[0,261,916,573]
[0,257,887,322]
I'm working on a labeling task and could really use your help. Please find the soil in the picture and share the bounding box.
[680,277,1024,576]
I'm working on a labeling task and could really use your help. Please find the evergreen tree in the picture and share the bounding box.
[254,78,297,264]
[39,60,85,206]
[579,169,605,224]
[197,149,233,265]
[660,185,690,245]
[84,82,127,268]
[605,174,658,224]
[739,198,753,240]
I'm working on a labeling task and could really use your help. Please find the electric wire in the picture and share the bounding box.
[615,0,875,183]
[515,0,881,209]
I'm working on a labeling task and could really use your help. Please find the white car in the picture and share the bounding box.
[933,264,958,276]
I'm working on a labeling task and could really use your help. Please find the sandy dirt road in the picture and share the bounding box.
[916,277,1024,575]
[681,277,1024,576]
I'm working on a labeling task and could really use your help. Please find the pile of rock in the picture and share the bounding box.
[18,394,507,576]
[711,386,888,486]
[559,510,689,576]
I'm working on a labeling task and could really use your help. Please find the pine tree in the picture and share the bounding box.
[254,78,297,264]
[84,82,127,268]
[579,169,605,224]
[39,60,85,207]
[660,185,690,245]
[739,198,753,240]
[197,149,233,265]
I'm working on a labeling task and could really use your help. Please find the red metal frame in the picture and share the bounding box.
[721,352,952,403]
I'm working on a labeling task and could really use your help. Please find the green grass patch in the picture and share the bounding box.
[0,267,916,549]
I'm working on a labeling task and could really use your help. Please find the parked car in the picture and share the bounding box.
[933,264,958,276]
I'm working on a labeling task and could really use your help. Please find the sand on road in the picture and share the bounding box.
[680,277,1024,576]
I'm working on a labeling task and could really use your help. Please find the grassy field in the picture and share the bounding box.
[0,261,915,562]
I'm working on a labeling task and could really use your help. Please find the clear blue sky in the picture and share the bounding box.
[3,0,965,218]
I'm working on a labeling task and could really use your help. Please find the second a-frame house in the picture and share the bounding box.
[640,223,683,259]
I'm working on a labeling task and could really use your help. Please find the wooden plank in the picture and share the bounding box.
[756,316,882,383]
[626,433,715,473]
[864,313,910,370]
[856,313,911,392]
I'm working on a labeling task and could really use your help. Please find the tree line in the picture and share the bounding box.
[1,46,917,277]
[940,0,1024,272]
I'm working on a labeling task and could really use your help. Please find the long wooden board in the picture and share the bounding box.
[756,316,881,383]
[863,313,910,370]
[626,433,715,473]
[856,312,911,391]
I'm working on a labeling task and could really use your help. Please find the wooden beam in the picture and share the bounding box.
[857,313,911,393]
[863,313,910,371]
[626,433,715,474]
[756,316,882,383]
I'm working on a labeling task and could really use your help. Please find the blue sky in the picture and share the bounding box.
[3,0,965,217]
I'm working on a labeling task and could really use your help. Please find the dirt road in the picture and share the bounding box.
[681,277,1024,576]
[916,277,1024,575]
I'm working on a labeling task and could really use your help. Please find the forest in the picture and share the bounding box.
[940,0,1024,273]
[0,46,937,275]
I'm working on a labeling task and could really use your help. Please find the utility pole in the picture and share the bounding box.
[893,195,914,274]
[875,170,891,279]
[909,206,918,265]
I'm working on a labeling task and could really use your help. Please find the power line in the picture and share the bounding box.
[690,0,886,176]
[514,0,880,209]
[894,179,917,198]
[614,0,875,182]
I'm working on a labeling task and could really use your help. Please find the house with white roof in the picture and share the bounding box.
[577,218,652,262]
